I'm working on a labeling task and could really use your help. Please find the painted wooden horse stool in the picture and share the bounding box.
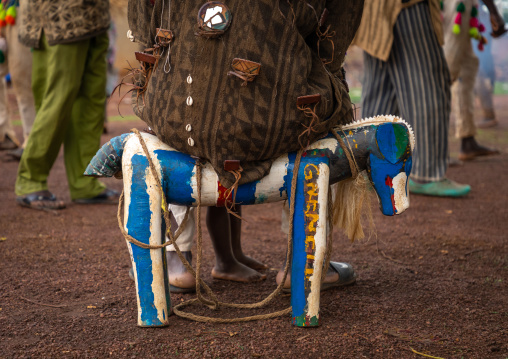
[85,115,415,328]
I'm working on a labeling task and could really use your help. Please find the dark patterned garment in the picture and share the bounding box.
[18,0,110,48]
[128,0,364,187]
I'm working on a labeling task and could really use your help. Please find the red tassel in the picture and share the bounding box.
[454,12,462,24]
[5,15,14,25]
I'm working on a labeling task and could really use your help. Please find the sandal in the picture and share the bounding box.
[16,191,66,210]
[278,261,357,293]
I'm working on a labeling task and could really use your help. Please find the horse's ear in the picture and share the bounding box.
[375,123,409,164]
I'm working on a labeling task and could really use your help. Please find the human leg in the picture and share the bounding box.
[452,50,479,140]
[360,52,399,119]
[0,78,18,149]
[65,33,109,200]
[0,43,19,149]
[16,35,87,197]
[453,48,499,160]
[452,42,498,160]
[442,0,498,162]
[475,70,497,127]
[6,23,35,147]
[390,2,451,182]
[229,205,268,270]
[162,205,196,292]
[206,206,266,282]
[474,22,497,128]
[443,0,474,83]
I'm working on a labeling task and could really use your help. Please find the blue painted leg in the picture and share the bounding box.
[289,154,330,327]
[124,154,171,327]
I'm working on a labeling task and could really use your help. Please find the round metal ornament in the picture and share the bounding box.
[197,2,232,38]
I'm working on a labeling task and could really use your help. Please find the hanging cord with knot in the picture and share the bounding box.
[316,24,336,65]
[119,129,308,322]
[297,103,320,149]
[223,166,244,220]
[111,60,154,113]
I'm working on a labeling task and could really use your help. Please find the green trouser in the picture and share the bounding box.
[16,33,108,200]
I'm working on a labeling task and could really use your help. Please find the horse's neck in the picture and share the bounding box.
[323,126,375,184]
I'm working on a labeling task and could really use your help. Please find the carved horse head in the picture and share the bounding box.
[366,121,412,216]
[311,115,414,216]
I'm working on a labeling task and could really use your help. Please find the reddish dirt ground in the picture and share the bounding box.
[0,92,507,359]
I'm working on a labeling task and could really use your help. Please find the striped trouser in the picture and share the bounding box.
[361,2,451,182]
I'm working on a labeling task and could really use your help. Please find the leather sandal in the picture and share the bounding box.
[278,261,357,293]
[16,191,66,210]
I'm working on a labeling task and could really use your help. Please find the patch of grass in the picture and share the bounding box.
[349,87,362,104]
[494,82,508,95]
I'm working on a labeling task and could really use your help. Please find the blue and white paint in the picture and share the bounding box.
[85,115,415,327]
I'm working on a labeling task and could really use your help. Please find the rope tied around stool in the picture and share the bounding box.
[118,129,307,322]
[117,127,368,322]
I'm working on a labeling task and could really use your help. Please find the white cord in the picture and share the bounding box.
[155,0,172,74]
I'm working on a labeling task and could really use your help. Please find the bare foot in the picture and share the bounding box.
[276,265,339,288]
[167,251,196,289]
[235,253,269,270]
[212,262,267,283]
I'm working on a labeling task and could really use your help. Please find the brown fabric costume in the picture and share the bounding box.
[128,0,364,187]
[18,0,110,48]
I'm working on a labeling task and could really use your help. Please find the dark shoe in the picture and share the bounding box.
[324,262,357,289]
[460,137,500,161]
[16,190,66,210]
[6,147,23,161]
[409,178,471,197]
[458,145,500,161]
[0,134,19,151]
[73,188,120,204]
[477,118,498,129]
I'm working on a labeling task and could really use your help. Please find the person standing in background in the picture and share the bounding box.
[0,0,35,159]
[442,0,505,161]
[15,0,119,210]
[473,0,506,129]
[354,0,471,197]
